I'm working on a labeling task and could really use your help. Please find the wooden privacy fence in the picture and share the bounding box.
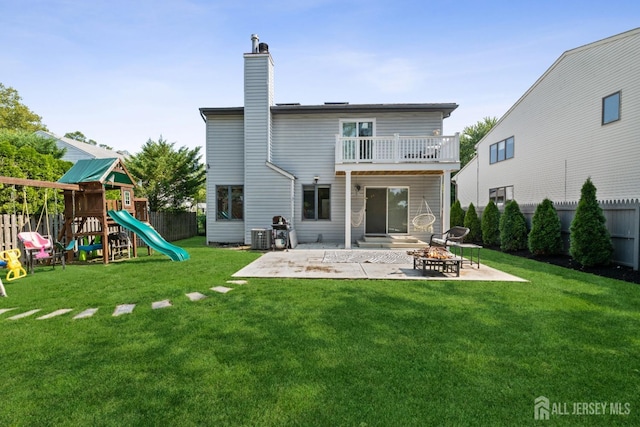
[148,211,197,242]
[1,211,198,252]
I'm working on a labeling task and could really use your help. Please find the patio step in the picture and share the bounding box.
[356,235,427,249]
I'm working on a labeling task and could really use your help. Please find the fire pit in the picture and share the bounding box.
[408,246,462,277]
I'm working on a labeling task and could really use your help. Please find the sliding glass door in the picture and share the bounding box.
[365,187,408,234]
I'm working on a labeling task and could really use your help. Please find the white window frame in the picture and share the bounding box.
[123,190,132,207]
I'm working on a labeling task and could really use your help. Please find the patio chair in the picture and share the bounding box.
[429,226,470,247]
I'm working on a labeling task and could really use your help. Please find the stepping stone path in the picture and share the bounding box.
[8,309,41,320]
[113,304,136,316]
[38,309,73,320]
[186,292,207,301]
[74,308,99,319]
[152,300,172,309]
[1,280,248,321]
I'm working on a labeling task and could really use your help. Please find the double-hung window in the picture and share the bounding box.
[217,185,243,220]
[303,185,331,220]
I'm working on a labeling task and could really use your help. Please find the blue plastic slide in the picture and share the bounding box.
[107,210,190,261]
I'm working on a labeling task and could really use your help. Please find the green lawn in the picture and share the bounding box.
[1,237,639,426]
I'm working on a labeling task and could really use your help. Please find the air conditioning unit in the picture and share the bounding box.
[251,229,271,250]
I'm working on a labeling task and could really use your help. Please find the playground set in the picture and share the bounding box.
[0,158,189,294]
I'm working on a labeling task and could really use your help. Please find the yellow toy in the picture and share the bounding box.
[0,249,27,281]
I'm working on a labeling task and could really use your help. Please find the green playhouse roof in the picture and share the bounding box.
[58,158,135,186]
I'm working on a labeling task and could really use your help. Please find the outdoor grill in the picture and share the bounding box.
[272,216,290,250]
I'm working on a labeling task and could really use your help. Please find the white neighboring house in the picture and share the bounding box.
[455,27,640,206]
[200,35,460,248]
[35,130,128,163]
[453,27,640,269]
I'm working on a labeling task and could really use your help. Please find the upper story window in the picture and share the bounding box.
[303,184,331,220]
[340,119,375,160]
[602,91,621,125]
[217,185,243,220]
[489,136,514,164]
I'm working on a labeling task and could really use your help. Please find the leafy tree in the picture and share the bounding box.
[569,178,613,266]
[126,136,205,212]
[481,200,501,247]
[0,138,72,214]
[450,200,465,227]
[0,129,65,159]
[499,200,528,252]
[463,203,482,243]
[458,116,498,170]
[0,83,47,132]
[528,198,563,256]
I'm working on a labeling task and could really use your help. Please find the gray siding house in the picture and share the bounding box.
[35,130,128,163]
[201,35,460,248]
[453,28,640,269]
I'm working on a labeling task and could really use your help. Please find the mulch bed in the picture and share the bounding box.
[493,246,640,285]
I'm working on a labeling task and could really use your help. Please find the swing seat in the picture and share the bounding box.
[412,198,436,232]
[56,240,77,252]
[18,232,53,251]
[412,213,436,231]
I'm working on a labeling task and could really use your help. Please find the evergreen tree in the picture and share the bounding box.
[481,200,500,247]
[450,200,465,227]
[569,178,613,266]
[528,198,563,256]
[463,203,482,243]
[126,136,205,212]
[499,200,528,252]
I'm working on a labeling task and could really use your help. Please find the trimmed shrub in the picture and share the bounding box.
[450,200,465,227]
[481,200,501,247]
[528,198,563,256]
[499,200,528,252]
[464,203,482,243]
[569,178,613,266]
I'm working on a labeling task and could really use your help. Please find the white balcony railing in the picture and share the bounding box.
[335,133,459,165]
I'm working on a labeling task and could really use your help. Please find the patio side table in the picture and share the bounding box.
[453,243,482,268]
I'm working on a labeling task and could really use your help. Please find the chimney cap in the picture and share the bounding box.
[258,42,269,53]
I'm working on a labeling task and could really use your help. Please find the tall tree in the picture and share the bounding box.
[459,116,498,169]
[126,136,205,212]
[0,83,48,132]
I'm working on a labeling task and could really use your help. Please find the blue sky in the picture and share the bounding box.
[2,0,639,154]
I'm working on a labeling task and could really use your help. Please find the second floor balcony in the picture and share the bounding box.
[335,133,460,173]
